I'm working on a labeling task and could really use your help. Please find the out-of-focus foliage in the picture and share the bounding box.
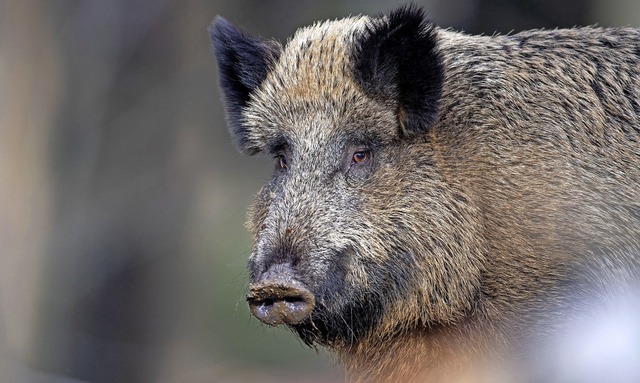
[0,1,635,382]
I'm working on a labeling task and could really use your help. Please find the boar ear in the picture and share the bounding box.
[210,17,281,154]
[353,5,443,135]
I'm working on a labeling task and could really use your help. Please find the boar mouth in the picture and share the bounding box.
[247,248,386,347]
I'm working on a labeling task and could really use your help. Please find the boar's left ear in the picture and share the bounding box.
[353,5,443,135]
[210,17,282,154]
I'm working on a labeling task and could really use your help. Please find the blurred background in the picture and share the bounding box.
[0,0,638,382]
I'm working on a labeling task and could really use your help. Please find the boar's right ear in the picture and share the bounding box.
[209,17,281,154]
[353,5,443,135]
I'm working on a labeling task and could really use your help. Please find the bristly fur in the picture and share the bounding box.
[352,5,443,134]
[211,4,640,382]
[209,17,281,154]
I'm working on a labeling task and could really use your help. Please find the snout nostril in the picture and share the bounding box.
[260,298,274,306]
[284,296,304,303]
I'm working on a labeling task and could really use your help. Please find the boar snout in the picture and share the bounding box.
[247,263,315,326]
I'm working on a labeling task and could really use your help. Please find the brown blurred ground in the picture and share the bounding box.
[0,0,636,382]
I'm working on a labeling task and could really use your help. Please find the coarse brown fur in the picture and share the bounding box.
[211,6,640,382]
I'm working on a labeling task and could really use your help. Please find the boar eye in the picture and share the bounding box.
[352,150,369,164]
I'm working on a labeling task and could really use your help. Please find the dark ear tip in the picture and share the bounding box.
[210,15,231,30]
[212,15,228,25]
[352,3,442,135]
[209,16,279,155]
[209,16,233,43]
[387,4,434,31]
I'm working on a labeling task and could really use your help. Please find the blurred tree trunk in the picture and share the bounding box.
[23,1,195,382]
[0,0,59,376]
